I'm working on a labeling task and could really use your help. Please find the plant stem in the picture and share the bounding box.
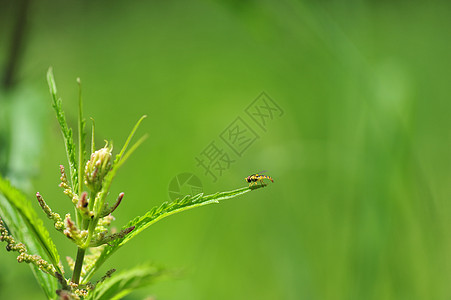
[2,0,31,91]
[83,215,98,248]
[71,247,86,284]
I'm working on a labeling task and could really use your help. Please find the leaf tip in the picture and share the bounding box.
[46,67,58,98]
[47,66,53,77]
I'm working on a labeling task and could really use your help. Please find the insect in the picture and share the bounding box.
[245,171,274,187]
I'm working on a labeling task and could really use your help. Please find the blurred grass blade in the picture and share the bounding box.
[83,186,254,282]
[86,265,167,300]
[0,175,62,274]
[0,194,58,299]
[47,67,78,191]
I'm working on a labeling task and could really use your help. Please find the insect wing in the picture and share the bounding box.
[255,170,268,176]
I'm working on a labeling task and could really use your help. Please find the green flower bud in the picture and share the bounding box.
[85,142,113,192]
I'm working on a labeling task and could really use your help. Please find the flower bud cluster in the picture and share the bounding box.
[17,253,56,275]
[59,165,78,205]
[76,192,93,219]
[89,225,135,247]
[84,143,113,192]
[63,214,88,245]
[0,218,56,275]
[68,281,88,298]
[36,192,64,232]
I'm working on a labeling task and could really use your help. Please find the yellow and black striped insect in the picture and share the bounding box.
[245,171,274,187]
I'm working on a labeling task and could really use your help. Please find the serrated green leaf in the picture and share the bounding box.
[0,175,62,275]
[86,265,167,300]
[47,67,78,191]
[0,194,58,299]
[83,186,258,282]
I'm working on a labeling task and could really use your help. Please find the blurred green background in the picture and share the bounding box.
[1,0,451,299]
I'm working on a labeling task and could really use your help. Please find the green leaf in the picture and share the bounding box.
[115,115,147,166]
[0,175,62,274]
[77,77,87,197]
[83,186,257,283]
[0,194,58,299]
[92,119,147,216]
[84,116,146,249]
[75,77,87,227]
[86,265,167,300]
[47,67,78,191]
